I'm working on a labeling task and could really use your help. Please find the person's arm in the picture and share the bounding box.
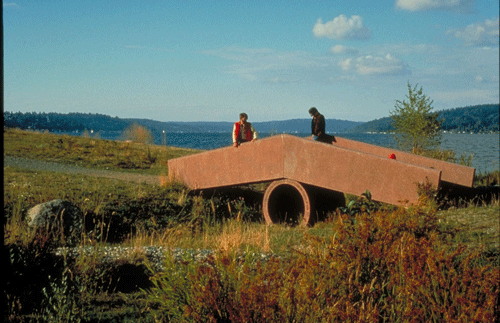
[232,123,239,147]
[251,124,258,140]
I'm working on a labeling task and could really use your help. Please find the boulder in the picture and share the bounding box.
[27,199,82,239]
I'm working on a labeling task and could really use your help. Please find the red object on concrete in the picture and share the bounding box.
[389,153,396,159]
[168,134,475,225]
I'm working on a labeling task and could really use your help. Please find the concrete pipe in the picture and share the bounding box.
[263,179,311,226]
[263,179,346,226]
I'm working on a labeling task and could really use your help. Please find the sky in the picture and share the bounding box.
[3,0,499,122]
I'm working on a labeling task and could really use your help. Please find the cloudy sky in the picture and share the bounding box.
[3,0,499,122]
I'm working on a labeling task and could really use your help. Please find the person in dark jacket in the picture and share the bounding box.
[309,107,325,140]
[309,107,334,144]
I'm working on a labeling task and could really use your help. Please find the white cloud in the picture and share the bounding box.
[124,45,174,52]
[330,45,359,55]
[203,46,328,83]
[338,58,352,71]
[206,46,413,82]
[313,15,371,40]
[382,43,442,56]
[447,18,499,47]
[3,2,19,8]
[395,0,474,13]
[340,54,412,76]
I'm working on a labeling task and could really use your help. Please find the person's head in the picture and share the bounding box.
[239,113,248,122]
[308,107,318,117]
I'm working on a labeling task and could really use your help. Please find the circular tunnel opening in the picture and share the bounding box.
[267,184,304,225]
[263,180,311,226]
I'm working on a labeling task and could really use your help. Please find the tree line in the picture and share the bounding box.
[350,103,499,134]
[3,103,499,135]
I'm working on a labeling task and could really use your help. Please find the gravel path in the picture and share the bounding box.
[4,155,161,185]
[55,246,278,271]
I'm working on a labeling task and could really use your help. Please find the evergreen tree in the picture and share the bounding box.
[390,83,442,153]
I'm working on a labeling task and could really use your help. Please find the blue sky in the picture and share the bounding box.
[3,0,499,122]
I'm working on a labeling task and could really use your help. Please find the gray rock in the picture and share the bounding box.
[27,199,82,239]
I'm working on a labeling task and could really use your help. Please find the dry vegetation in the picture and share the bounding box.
[4,127,499,322]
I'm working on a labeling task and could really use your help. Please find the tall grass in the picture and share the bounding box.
[147,206,499,322]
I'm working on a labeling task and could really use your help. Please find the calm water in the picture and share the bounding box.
[439,133,499,174]
[99,132,499,174]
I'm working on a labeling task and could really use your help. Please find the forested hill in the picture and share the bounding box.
[3,104,499,135]
[348,104,499,133]
[2,112,362,134]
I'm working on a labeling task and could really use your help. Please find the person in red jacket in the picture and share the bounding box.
[232,113,258,147]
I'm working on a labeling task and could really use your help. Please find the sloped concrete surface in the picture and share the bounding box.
[168,134,474,206]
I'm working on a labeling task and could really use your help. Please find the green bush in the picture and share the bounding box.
[340,190,381,217]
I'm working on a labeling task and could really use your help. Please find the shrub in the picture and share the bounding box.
[340,190,381,217]
[5,235,65,319]
[292,208,498,321]
[83,188,192,243]
[121,124,153,145]
[146,252,287,322]
[146,206,499,322]
[474,169,499,187]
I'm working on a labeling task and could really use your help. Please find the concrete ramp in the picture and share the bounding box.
[168,134,474,225]
[331,136,474,187]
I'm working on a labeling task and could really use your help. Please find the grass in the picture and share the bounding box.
[3,166,337,254]
[437,204,499,251]
[4,127,499,322]
[3,127,199,175]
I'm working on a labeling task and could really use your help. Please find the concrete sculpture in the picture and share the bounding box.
[168,134,475,225]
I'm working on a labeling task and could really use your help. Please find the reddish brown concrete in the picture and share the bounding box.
[280,135,442,205]
[167,134,472,207]
[331,136,475,187]
[168,137,284,189]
